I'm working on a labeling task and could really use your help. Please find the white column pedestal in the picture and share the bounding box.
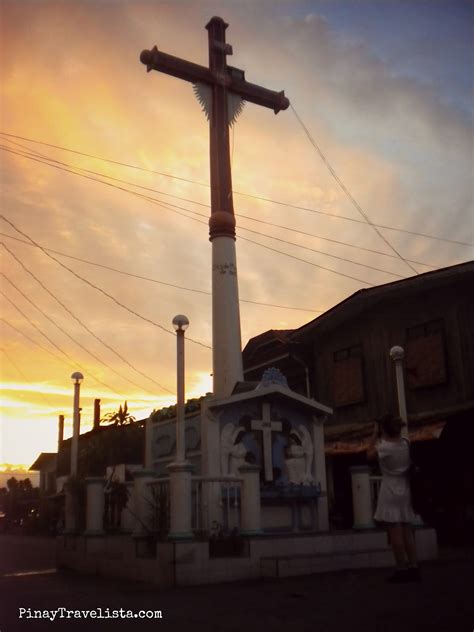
[132,470,156,537]
[239,464,263,536]
[350,465,375,530]
[85,477,105,536]
[120,482,136,533]
[313,421,329,531]
[167,462,194,540]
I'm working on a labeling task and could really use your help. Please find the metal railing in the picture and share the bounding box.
[104,482,129,531]
[192,476,242,534]
[144,476,242,537]
[148,477,170,536]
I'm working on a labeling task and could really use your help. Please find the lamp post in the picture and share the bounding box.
[167,315,193,539]
[390,346,408,439]
[172,314,189,463]
[70,371,84,477]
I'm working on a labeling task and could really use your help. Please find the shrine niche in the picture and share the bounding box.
[213,369,330,489]
[207,374,332,533]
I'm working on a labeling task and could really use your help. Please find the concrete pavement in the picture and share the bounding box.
[0,535,473,631]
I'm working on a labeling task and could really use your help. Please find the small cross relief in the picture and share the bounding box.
[251,402,282,482]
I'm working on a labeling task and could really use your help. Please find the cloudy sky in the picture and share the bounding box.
[0,0,472,468]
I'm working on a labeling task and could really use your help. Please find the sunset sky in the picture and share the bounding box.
[0,0,472,471]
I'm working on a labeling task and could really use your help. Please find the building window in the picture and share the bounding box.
[405,320,447,389]
[333,345,365,407]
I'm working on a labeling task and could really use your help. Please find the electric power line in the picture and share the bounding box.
[2,136,440,269]
[29,136,409,279]
[1,131,470,247]
[0,146,386,285]
[290,105,418,275]
[240,225,405,278]
[0,265,170,397]
[235,214,437,269]
[0,214,212,350]
[1,242,174,394]
[146,195,377,285]
[0,232,323,313]
[1,317,74,365]
[0,290,125,397]
[0,346,60,410]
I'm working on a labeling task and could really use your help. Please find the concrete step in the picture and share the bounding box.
[261,547,393,578]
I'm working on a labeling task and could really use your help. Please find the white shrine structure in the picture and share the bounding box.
[56,16,437,586]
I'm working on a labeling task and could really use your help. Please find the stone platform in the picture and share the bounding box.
[56,527,437,588]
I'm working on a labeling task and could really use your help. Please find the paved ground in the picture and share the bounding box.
[0,535,473,632]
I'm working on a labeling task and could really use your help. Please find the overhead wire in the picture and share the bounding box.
[235,214,437,269]
[1,241,174,394]
[1,290,80,363]
[1,317,77,365]
[239,225,405,278]
[1,131,470,247]
[0,233,323,313]
[2,139,414,279]
[0,137,445,268]
[0,291,124,397]
[1,145,389,285]
[1,319,140,412]
[0,143,446,280]
[0,346,60,410]
[0,265,169,396]
[290,104,418,275]
[0,213,212,350]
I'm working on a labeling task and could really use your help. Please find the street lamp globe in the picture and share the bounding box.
[389,346,405,361]
[70,371,84,384]
[172,314,189,332]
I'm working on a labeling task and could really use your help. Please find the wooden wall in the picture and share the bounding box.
[308,279,474,425]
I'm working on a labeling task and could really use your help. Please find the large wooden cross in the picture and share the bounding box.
[140,17,289,398]
[140,15,289,239]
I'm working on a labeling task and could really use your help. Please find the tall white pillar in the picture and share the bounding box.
[350,465,375,530]
[172,314,189,462]
[85,477,105,536]
[167,462,194,539]
[239,464,263,536]
[211,233,243,398]
[120,481,136,533]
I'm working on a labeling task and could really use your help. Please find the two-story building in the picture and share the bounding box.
[243,261,474,541]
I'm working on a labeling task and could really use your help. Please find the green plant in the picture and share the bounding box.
[101,401,136,426]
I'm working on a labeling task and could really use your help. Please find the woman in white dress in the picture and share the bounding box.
[367,414,420,583]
